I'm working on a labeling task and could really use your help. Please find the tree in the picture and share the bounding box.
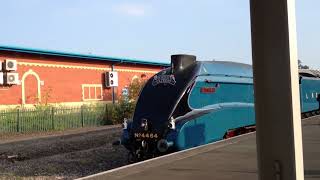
[128,78,146,102]
[298,59,309,69]
[111,78,146,124]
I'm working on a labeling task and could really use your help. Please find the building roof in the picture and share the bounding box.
[0,45,170,67]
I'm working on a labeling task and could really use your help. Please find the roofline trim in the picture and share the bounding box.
[0,45,170,67]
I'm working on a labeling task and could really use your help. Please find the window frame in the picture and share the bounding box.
[82,84,103,101]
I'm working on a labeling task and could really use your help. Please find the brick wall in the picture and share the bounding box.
[0,52,164,106]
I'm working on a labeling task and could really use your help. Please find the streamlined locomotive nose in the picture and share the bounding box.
[120,54,199,162]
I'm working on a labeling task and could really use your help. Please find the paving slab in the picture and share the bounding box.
[79,116,320,180]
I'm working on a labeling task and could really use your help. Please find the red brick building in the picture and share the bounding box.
[0,46,168,108]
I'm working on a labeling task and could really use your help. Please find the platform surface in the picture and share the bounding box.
[80,117,320,180]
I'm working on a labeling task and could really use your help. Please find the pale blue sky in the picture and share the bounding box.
[0,0,319,68]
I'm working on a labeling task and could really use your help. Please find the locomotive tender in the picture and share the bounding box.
[120,55,320,161]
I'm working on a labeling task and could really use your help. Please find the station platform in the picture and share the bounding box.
[79,116,320,180]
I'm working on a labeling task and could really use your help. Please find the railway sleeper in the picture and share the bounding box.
[0,153,27,163]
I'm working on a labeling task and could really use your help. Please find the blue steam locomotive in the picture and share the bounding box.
[120,55,320,162]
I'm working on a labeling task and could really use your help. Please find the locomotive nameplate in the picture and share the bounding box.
[134,133,159,139]
[152,74,176,86]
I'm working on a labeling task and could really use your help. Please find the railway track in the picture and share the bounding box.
[0,126,128,180]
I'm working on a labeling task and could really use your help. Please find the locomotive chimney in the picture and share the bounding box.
[171,54,196,73]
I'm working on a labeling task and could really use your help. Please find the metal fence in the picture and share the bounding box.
[0,105,110,133]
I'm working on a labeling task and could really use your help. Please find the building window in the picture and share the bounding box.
[82,84,103,101]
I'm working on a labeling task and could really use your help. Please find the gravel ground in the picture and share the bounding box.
[0,126,128,180]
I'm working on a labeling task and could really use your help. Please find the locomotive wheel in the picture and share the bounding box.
[127,152,137,164]
[305,112,311,118]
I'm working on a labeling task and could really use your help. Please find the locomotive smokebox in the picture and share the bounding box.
[171,54,196,73]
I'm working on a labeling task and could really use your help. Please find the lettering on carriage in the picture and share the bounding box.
[152,74,176,86]
[200,87,216,94]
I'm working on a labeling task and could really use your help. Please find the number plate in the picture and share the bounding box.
[134,133,159,139]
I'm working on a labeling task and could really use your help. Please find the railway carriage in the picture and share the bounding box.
[120,55,320,162]
[299,69,320,115]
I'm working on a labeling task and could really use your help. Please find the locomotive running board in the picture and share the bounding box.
[173,102,254,123]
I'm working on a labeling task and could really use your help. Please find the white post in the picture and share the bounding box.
[250,0,304,180]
